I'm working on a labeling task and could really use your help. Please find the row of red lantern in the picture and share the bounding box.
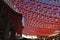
[18,5,59,17]
[14,0,60,7]
[22,12,59,26]
[26,15,60,28]
[10,0,60,12]
[22,26,58,36]
[25,17,60,29]
[18,3,58,10]
[11,0,59,10]
[21,10,59,19]
[24,10,59,19]
[11,0,59,15]
[23,13,59,27]
[26,18,59,29]
[16,0,59,6]
[25,14,60,28]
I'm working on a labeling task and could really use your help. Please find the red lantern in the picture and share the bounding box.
[53,7,58,15]
[39,8,43,12]
[37,3,40,9]
[49,15,52,18]
[20,5,23,10]
[54,7,58,10]
[41,14,44,16]
[48,6,52,9]
[30,7,33,12]
[32,2,35,5]
[25,1,29,8]
[44,5,47,11]
[53,15,57,19]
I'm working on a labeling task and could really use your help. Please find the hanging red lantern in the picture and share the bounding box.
[44,5,47,11]
[49,15,53,18]
[29,10,31,13]
[53,7,58,15]
[25,1,29,8]
[32,2,35,5]
[54,7,58,10]
[19,5,23,10]
[15,0,19,7]
[45,14,48,18]
[39,8,43,12]
[37,3,40,9]
[31,2,35,7]
[25,4,29,8]
[48,6,52,9]
[26,1,29,3]
[30,7,32,12]
[54,11,56,15]
[48,6,52,16]
[43,5,47,15]
[53,15,57,19]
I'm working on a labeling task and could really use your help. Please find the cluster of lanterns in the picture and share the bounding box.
[8,0,60,29]
[7,0,60,36]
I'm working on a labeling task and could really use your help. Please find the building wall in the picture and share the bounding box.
[0,1,22,40]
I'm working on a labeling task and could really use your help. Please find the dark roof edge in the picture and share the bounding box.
[4,0,18,13]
